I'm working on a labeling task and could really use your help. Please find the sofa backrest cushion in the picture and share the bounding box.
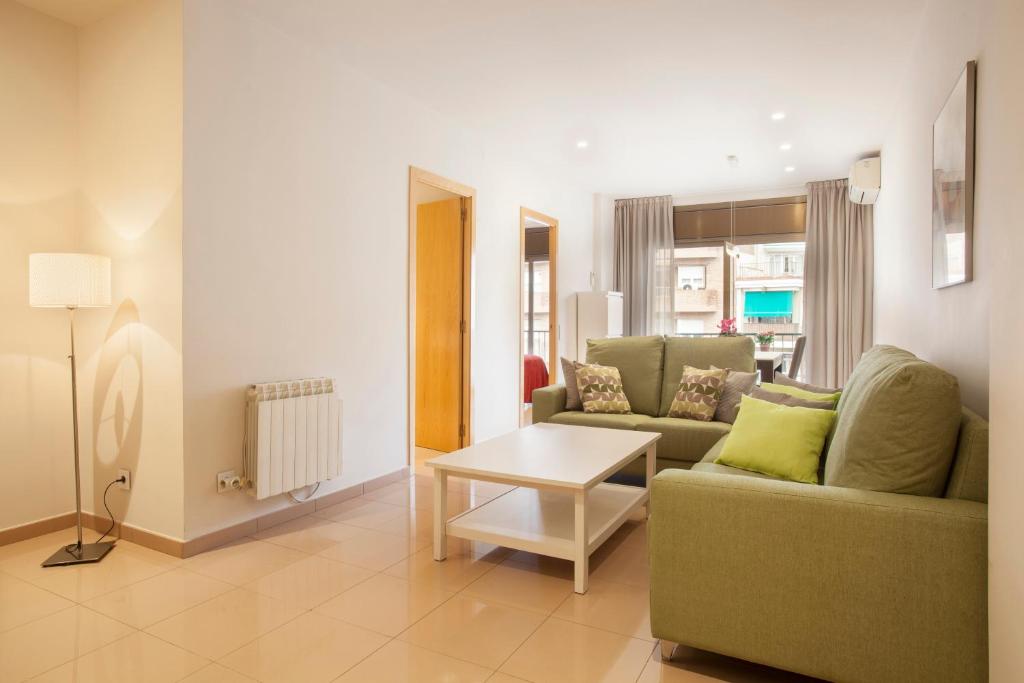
[944,408,988,503]
[586,336,665,417]
[659,336,755,417]
[824,345,961,497]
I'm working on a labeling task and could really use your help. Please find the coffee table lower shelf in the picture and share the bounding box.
[440,483,647,592]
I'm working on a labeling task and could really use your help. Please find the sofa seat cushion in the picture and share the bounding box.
[548,411,653,430]
[585,336,665,417]
[825,345,961,497]
[635,417,731,463]
[660,336,755,416]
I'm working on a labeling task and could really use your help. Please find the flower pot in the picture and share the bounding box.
[759,343,771,352]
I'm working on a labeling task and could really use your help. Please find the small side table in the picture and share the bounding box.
[755,351,784,384]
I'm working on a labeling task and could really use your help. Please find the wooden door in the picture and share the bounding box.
[415,197,464,452]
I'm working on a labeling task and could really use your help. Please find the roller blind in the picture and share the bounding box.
[744,290,794,317]
[674,195,806,243]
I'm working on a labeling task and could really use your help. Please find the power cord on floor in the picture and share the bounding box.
[62,474,125,553]
[288,482,321,503]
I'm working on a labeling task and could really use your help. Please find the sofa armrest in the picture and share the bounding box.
[531,384,567,424]
[649,470,987,683]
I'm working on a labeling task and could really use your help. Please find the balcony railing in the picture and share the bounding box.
[523,330,550,356]
[673,331,804,376]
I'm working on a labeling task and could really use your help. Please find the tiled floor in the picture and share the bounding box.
[0,447,817,682]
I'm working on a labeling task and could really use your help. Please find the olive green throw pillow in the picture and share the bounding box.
[576,364,632,414]
[759,382,841,407]
[716,395,837,484]
[668,366,728,421]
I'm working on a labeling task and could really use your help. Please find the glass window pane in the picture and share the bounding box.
[673,246,724,334]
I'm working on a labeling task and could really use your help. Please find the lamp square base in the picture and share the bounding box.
[42,541,115,567]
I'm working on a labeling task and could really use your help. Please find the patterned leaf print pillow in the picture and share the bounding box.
[575,364,632,414]
[668,365,728,421]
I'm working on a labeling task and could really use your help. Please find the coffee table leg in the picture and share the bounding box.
[433,469,447,561]
[644,443,656,518]
[573,489,588,594]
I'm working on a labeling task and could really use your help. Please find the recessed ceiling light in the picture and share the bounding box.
[726,154,739,168]
[576,140,589,149]
[779,142,792,151]
[784,166,796,173]
[771,111,786,121]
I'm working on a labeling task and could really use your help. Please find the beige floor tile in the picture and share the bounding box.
[112,540,184,569]
[335,640,493,682]
[315,573,454,636]
[502,551,575,580]
[500,617,655,683]
[384,547,503,593]
[179,662,257,682]
[31,631,207,683]
[83,567,234,628]
[144,588,304,659]
[245,554,374,609]
[316,528,417,571]
[182,538,307,585]
[589,535,650,588]
[487,674,530,682]
[312,497,408,528]
[462,562,573,615]
[362,479,436,508]
[370,509,435,550]
[0,605,133,681]
[398,595,545,670]
[0,572,74,632]
[252,516,365,554]
[2,546,172,602]
[218,612,387,683]
[552,578,653,641]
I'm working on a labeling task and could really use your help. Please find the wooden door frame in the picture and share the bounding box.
[408,167,475,464]
[518,207,558,426]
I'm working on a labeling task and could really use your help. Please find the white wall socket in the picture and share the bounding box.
[117,469,131,490]
[217,470,242,493]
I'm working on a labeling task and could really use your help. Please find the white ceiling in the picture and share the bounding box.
[16,0,131,26]
[244,0,932,197]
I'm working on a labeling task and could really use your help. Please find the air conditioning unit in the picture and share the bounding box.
[849,157,881,204]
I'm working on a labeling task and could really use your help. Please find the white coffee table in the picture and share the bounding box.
[426,422,660,593]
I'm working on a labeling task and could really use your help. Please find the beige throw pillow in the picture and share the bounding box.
[750,386,835,411]
[773,372,841,395]
[560,357,583,410]
[711,366,757,424]
[576,364,632,414]
[668,366,728,421]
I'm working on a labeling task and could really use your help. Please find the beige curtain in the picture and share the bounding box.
[613,195,674,336]
[803,179,874,387]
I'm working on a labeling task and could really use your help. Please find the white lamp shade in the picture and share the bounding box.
[29,253,111,308]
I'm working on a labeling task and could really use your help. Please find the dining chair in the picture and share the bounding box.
[788,335,807,379]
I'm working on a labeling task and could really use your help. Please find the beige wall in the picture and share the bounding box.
[181,0,594,539]
[985,0,1024,678]
[0,1,80,532]
[872,0,988,416]
[76,0,184,540]
[0,0,184,539]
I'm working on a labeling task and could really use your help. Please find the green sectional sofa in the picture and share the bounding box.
[531,335,756,481]
[649,346,988,683]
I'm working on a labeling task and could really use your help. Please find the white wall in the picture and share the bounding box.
[0,0,80,532]
[76,0,185,540]
[985,0,1024,677]
[872,0,988,415]
[181,0,593,539]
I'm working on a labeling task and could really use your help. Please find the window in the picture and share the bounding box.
[676,265,706,290]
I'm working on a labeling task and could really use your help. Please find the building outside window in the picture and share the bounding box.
[733,242,805,335]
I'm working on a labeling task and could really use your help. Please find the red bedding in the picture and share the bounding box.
[524,354,549,403]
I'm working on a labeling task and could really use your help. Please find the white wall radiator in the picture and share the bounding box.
[243,378,342,500]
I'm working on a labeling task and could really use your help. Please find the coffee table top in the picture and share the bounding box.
[426,422,659,490]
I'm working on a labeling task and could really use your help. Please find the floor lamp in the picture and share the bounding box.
[29,253,115,567]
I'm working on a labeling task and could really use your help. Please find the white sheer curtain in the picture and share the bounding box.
[613,196,675,336]
[803,179,874,386]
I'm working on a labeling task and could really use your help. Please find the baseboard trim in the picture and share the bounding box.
[1,466,413,560]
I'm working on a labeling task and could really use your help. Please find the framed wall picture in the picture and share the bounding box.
[932,60,976,289]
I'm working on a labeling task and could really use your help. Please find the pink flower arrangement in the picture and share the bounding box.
[716,318,737,336]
